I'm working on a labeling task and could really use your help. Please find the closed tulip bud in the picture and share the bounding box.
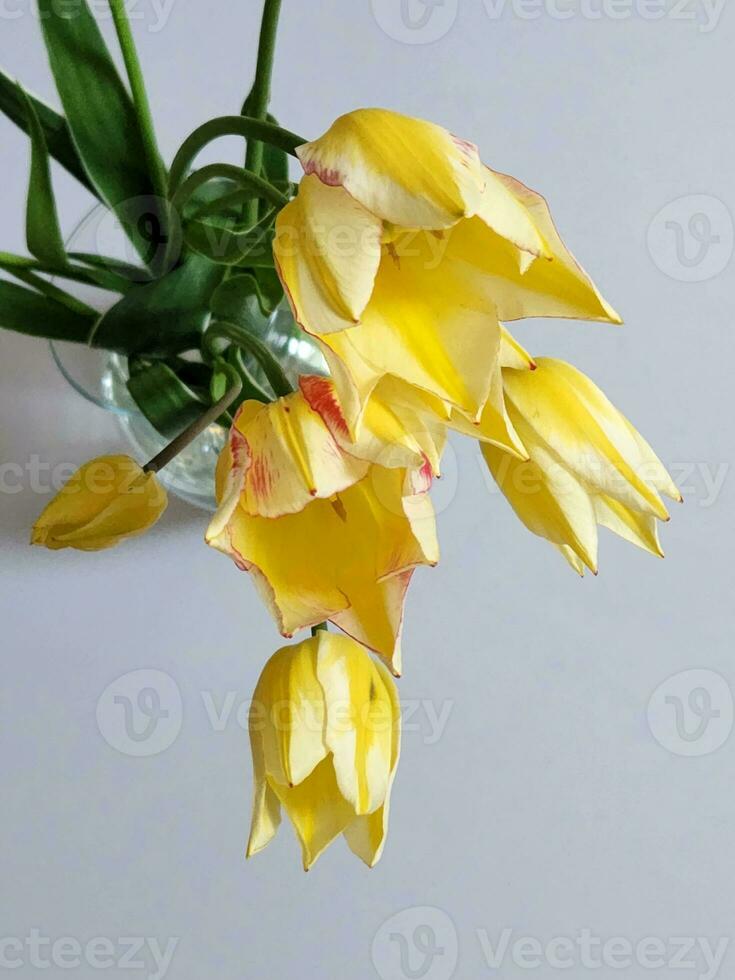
[247,632,400,871]
[31,454,167,552]
[482,359,681,574]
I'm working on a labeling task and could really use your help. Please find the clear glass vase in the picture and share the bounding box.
[50,206,326,511]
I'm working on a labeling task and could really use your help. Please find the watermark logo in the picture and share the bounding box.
[372,907,459,980]
[370,0,459,43]
[648,669,734,757]
[97,670,183,757]
[88,195,182,280]
[647,195,733,282]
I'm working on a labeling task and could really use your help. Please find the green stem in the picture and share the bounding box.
[242,0,284,224]
[204,321,293,399]
[311,623,329,637]
[171,164,288,216]
[144,378,243,474]
[169,116,304,193]
[108,0,168,204]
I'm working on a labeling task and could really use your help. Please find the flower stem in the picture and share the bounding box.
[143,378,242,474]
[311,623,329,637]
[242,0,284,224]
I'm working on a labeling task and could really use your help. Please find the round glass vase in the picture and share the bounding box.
[50,205,326,511]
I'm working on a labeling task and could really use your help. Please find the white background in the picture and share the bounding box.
[1,1,733,978]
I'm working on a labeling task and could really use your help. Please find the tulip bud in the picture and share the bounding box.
[31,454,167,552]
[247,632,400,870]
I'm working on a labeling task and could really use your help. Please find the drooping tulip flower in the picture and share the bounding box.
[205,380,438,673]
[31,455,167,552]
[274,108,620,435]
[247,631,400,870]
[481,358,681,574]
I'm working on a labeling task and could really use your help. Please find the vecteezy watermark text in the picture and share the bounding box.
[0,931,179,979]
[371,0,726,43]
[481,0,725,33]
[0,0,177,32]
[95,668,455,757]
[476,928,729,978]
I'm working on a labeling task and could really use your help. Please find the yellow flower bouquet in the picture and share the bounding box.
[3,0,680,869]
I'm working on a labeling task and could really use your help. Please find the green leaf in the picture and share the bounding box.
[69,252,147,282]
[127,362,208,440]
[0,67,95,195]
[210,274,266,325]
[253,266,284,314]
[37,0,160,260]
[185,178,244,221]
[2,265,95,317]
[18,84,67,269]
[184,210,276,267]
[0,250,132,295]
[0,279,95,342]
[90,251,224,356]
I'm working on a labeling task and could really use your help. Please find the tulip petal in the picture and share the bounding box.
[225,394,370,519]
[218,469,438,666]
[253,639,327,789]
[299,374,427,472]
[343,659,401,867]
[594,494,665,558]
[444,176,621,325]
[317,230,502,431]
[268,756,356,871]
[274,174,383,335]
[246,725,282,859]
[482,438,599,574]
[500,326,536,371]
[316,633,395,816]
[476,165,549,261]
[556,545,587,577]
[449,364,528,459]
[331,570,412,678]
[206,429,249,554]
[373,380,449,479]
[296,108,486,229]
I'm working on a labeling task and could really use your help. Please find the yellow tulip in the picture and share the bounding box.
[247,631,400,870]
[205,379,438,674]
[482,359,681,574]
[275,108,620,435]
[31,454,167,552]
